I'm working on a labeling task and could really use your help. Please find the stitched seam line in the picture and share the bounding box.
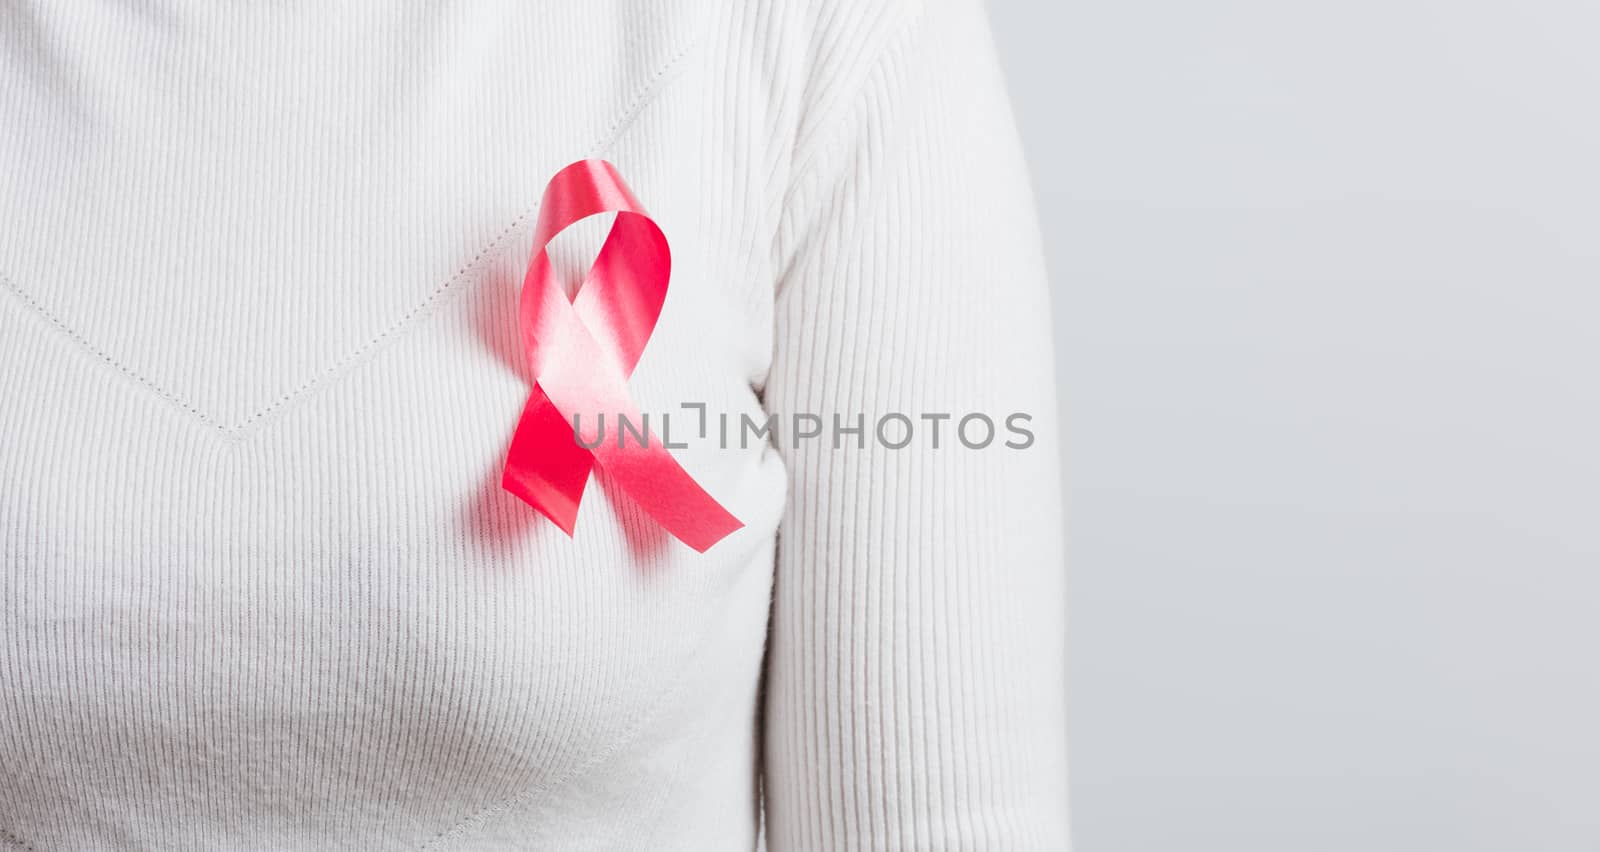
[0,36,698,442]
[1,272,220,429]
[770,4,923,305]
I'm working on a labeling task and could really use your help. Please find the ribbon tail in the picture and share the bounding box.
[501,388,593,536]
[596,440,744,553]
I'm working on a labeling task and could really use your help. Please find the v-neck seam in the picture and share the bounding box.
[0,32,702,443]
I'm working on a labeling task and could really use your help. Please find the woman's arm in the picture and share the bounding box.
[761,1,1070,848]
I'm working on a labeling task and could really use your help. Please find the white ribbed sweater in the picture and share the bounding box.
[0,2,1067,849]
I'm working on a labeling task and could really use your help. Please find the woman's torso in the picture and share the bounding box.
[0,3,795,848]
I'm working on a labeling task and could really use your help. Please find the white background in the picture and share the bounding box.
[989,2,1600,849]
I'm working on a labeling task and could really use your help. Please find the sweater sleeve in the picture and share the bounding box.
[758,1,1071,848]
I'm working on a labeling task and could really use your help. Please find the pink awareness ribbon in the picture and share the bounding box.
[500,159,743,552]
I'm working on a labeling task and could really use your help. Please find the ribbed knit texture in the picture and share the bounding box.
[0,2,1066,850]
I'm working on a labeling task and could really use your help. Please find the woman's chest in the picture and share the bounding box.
[0,202,782,848]
[0,3,787,845]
